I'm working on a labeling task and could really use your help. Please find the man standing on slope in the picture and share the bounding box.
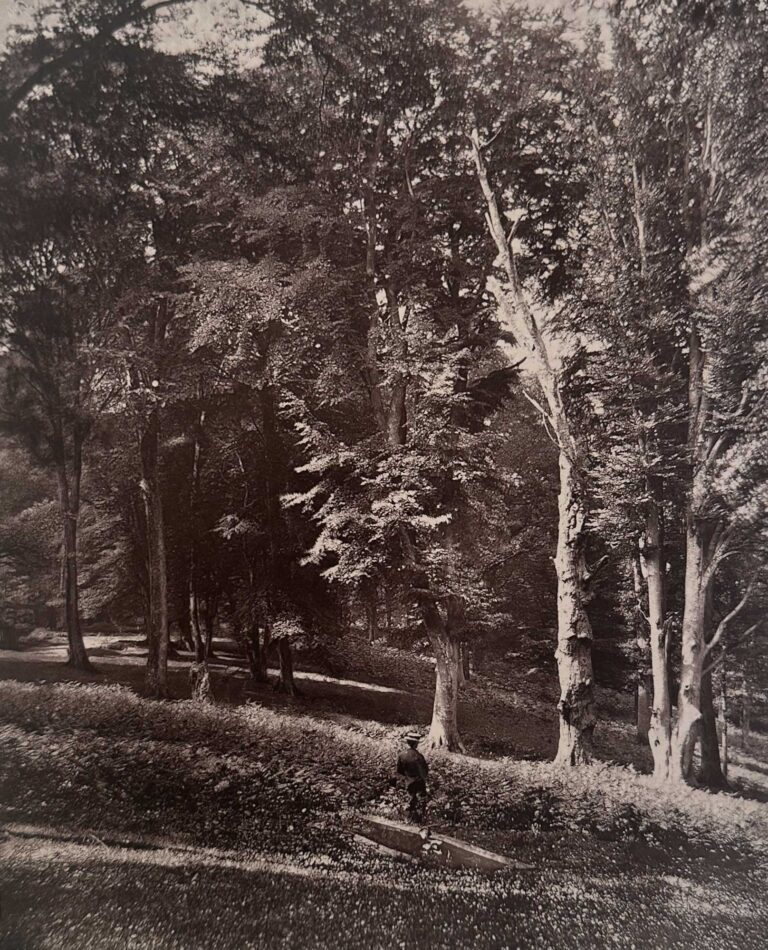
[396,731,429,824]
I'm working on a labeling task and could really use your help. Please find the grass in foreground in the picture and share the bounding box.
[1,679,767,948]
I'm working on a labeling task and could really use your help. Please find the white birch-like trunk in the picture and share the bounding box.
[670,516,708,782]
[553,453,595,765]
[471,131,596,768]
[719,667,728,780]
[670,323,713,783]
[641,494,672,781]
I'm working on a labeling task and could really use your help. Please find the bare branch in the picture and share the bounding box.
[520,389,558,446]
[703,523,737,585]
[705,572,761,656]
[702,622,762,678]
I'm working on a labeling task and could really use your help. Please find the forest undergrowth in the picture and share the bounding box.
[2,658,768,949]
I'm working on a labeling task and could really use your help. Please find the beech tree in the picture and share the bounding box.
[468,10,600,765]
[588,0,768,782]
[577,17,688,780]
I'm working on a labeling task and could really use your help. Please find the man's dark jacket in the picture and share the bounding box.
[397,748,429,791]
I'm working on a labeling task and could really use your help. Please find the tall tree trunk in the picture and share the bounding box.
[640,483,672,780]
[275,638,299,696]
[422,604,464,752]
[189,578,205,662]
[141,408,169,699]
[636,677,652,743]
[178,598,194,652]
[461,642,471,683]
[553,454,596,766]
[203,603,216,660]
[55,441,91,671]
[699,664,727,788]
[365,587,379,642]
[384,585,394,637]
[188,395,211,693]
[742,696,751,752]
[719,666,728,781]
[245,620,268,684]
[191,660,213,702]
[141,590,151,645]
[671,324,712,783]
[472,131,595,767]
[670,517,708,782]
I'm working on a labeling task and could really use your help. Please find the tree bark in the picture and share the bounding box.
[245,621,268,684]
[699,664,727,788]
[178,599,194,652]
[187,393,211,696]
[141,407,169,699]
[384,585,394,637]
[428,637,463,752]
[742,696,751,752]
[189,576,205,662]
[422,603,464,752]
[670,515,709,782]
[203,602,216,660]
[719,666,728,780]
[553,454,596,766]
[190,661,213,701]
[640,483,673,780]
[55,437,91,671]
[461,642,472,683]
[636,677,652,743]
[670,324,713,783]
[274,638,299,696]
[365,586,379,642]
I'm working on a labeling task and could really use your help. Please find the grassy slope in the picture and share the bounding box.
[1,634,768,949]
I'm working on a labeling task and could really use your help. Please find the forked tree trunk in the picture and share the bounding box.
[553,454,596,766]
[141,408,169,699]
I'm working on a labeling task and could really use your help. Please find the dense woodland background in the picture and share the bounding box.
[0,0,767,793]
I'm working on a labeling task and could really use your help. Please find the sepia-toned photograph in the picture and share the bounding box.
[0,0,766,947]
